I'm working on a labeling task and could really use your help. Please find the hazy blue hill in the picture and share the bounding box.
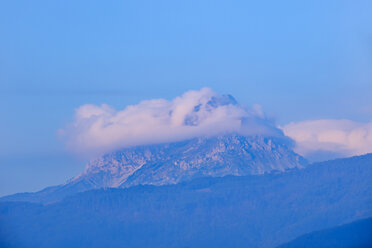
[0,154,371,248]
[277,217,372,248]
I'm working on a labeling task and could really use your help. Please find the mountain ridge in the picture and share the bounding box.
[1,133,306,203]
[1,153,371,248]
[276,217,372,248]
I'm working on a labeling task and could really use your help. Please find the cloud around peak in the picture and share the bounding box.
[60,88,372,161]
[60,88,283,156]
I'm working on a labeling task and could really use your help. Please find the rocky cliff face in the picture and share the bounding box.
[1,133,307,203]
[71,134,307,189]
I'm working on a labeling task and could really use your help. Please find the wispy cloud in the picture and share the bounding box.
[60,88,284,156]
[283,119,372,160]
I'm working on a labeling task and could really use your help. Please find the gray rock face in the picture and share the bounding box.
[1,134,306,204]
[72,134,307,189]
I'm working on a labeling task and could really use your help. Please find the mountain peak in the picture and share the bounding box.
[1,133,307,204]
[72,133,306,189]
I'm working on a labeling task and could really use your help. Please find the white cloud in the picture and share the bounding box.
[61,88,283,156]
[283,119,372,160]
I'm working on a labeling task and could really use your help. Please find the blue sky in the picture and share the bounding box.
[1,0,372,196]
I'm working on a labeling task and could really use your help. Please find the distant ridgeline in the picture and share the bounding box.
[0,148,371,247]
[277,217,372,248]
[278,218,372,248]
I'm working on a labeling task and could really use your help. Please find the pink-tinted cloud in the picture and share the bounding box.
[283,119,372,159]
[61,88,281,156]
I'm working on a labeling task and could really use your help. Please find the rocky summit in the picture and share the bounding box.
[1,134,307,203]
[71,134,307,189]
